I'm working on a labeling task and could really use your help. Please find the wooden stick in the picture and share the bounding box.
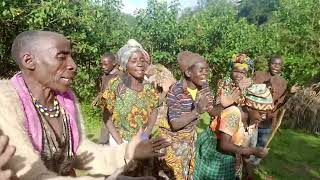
[264,108,286,148]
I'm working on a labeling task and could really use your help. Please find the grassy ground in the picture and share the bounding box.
[254,129,320,180]
[81,104,320,180]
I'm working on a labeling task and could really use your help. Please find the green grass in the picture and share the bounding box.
[81,103,320,179]
[254,129,320,180]
[80,103,102,142]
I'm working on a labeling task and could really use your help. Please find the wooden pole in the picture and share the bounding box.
[264,108,286,148]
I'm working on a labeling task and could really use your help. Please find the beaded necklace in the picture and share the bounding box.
[30,93,60,118]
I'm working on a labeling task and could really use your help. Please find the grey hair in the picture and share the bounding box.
[117,45,142,68]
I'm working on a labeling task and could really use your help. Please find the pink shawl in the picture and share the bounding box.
[10,72,80,153]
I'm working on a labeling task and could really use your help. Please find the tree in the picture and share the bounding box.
[133,0,181,75]
[0,0,130,100]
[238,0,280,25]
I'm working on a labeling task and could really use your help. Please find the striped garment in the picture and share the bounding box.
[167,80,214,124]
[158,80,214,180]
[167,80,194,119]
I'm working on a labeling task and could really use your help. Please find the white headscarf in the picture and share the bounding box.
[117,39,150,69]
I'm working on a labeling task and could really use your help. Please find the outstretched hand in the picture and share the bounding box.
[72,151,95,170]
[0,135,16,180]
[125,129,171,161]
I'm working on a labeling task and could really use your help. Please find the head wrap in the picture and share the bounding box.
[244,84,274,111]
[145,64,176,89]
[231,53,254,72]
[117,39,150,69]
[177,51,206,72]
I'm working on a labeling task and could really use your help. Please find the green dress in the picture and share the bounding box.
[101,76,159,141]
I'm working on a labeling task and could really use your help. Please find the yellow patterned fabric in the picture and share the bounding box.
[158,118,196,180]
[101,77,159,141]
[233,63,249,71]
[231,53,254,72]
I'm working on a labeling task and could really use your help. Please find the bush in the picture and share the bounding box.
[1,0,320,133]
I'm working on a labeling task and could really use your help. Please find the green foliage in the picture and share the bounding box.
[238,0,280,25]
[266,0,320,85]
[80,102,102,140]
[133,0,180,65]
[0,0,130,100]
[1,0,319,100]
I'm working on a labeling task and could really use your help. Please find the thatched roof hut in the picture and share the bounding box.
[284,83,320,134]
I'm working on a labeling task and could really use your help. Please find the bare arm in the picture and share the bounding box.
[220,133,268,158]
[105,110,123,144]
[91,92,103,108]
[167,87,198,131]
[168,90,208,131]
[220,132,251,155]
[170,110,199,131]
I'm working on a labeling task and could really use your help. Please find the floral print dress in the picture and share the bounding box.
[101,76,159,141]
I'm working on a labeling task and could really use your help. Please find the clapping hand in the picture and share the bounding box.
[0,135,16,180]
[220,87,241,107]
[290,83,301,93]
[195,93,210,114]
[238,78,252,91]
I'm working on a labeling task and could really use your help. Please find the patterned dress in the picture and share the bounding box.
[158,80,214,180]
[101,76,160,177]
[101,76,159,141]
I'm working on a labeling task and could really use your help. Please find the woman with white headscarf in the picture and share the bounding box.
[100,39,158,145]
[99,39,162,177]
[115,40,176,138]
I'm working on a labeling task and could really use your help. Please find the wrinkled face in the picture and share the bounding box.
[247,107,267,124]
[269,58,283,76]
[231,68,247,84]
[101,57,115,74]
[187,61,209,87]
[127,51,147,80]
[32,36,77,93]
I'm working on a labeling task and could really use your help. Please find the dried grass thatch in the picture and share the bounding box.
[284,83,320,134]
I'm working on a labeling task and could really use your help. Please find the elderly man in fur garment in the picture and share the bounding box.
[0,30,170,180]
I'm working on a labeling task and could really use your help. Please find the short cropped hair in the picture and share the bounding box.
[269,55,283,64]
[11,30,64,66]
[101,52,116,62]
